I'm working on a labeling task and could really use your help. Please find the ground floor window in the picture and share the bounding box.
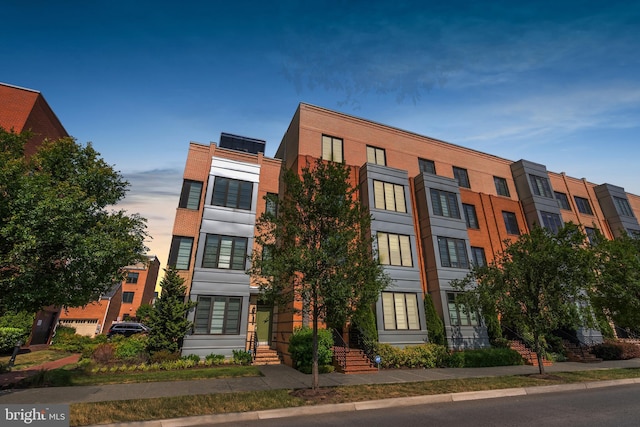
[381,292,420,330]
[447,293,480,326]
[194,296,243,334]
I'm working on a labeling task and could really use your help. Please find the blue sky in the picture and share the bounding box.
[4,0,640,269]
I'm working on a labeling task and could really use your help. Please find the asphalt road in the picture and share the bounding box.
[215,383,640,427]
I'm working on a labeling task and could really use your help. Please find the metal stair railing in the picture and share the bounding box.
[502,325,540,365]
[332,328,348,370]
[349,325,378,365]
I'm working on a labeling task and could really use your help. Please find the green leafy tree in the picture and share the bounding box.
[452,224,597,374]
[423,294,445,346]
[250,159,390,389]
[591,231,640,333]
[0,129,148,314]
[146,268,196,354]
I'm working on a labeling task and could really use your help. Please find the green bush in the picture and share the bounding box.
[591,341,640,360]
[205,353,225,365]
[232,349,253,366]
[114,335,149,362]
[149,350,181,364]
[0,311,34,344]
[372,343,449,369]
[91,343,116,365]
[424,295,445,346]
[351,305,378,342]
[447,348,524,368]
[288,327,334,373]
[0,327,25,354]
[182,354,201,363]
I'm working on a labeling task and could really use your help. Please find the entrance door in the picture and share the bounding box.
[256,307,272,346]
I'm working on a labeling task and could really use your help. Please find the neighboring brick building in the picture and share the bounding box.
[170,104,640,361]
[58,256,160,337]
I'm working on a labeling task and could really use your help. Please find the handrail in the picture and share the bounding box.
[501,325,539,365]
[553,329,589,359]
[332,328,348,369]
[247,330,258,360]
[350,325,377,364]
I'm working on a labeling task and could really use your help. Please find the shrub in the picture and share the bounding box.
[115,335,149,362]
[205,353,225,365]
[288,327,334,373]
[592,341,640,360]
[424,295,445,346]
[447,348,524,368]
[91,343,116,365]
[351,305,378,342]
[182,354,201,363]
[0,327,25,354]
[372,343,449,369]
[232,349,253,366]
[149,350,181,364]
[0,311,34,344]
[50,327,94,353]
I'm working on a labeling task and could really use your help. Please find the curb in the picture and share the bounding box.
[87,377,640,427]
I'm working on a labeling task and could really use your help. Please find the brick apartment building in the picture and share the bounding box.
[58,256,160,337]
[169,103,640,362]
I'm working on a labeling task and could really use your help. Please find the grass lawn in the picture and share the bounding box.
[0,349,74,370]
[69,367,640,426]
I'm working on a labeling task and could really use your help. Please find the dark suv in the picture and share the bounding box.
[107,322,150,338]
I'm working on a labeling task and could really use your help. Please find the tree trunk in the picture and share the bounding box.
[312,305,319,390]
[534,333,545,375]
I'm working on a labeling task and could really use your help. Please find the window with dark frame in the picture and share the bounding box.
[265,193,278,217]
[494,176,510,197]
[168,236,194,270]
[584,227,597,244]
[122,292,135,303]
[377,232,413,267]
[366,145,386,166]
[529,174,553,198]
[125,272,139,284]
[574,196,594,215]
[541,211,563,234]
[178,180,203,210]
[437,236,469,268]
[373,180,407,213]
[447,292,480,326]
[502,211,520,235]
[211,177,253,210]
[554,192,571,210]
[453,166,470,188]
[614,196,635,217]
[430,189,460,219]
[201,234,248,270]
[193,296,242,335]
[418,158,436,174]
[322,135,343,163]
[470,247,487,267]
[381,292,420,330]
[463,204,479,229]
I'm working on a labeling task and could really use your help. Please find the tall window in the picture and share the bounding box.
[178,180,203,210]
[377,232,413,267]
[381,292,420,330]
[194,296,242,335]
[418,158,436,174]
[541,211,563,234]
[502,211,520,235]
[122,292,135,304]
[554,192,571,210]
[494,176,510,197]
[463,204,479,229]
[453,167,470,188]
[574,196,593,215]
[322,135,343,163]
[447,293,479,326]
[125,272,139,284]
[529,174,553,198]
[366,145,386,165]
[614,196,635,217]
[373,180,406,212]
[584,227,597,244]
[437,237,469,268]
[265,193,278,217]
[430,189,460,219]
[470,247,487,267]
[168,236,193,270]
[201,235,248,270]
[212,177,253,210]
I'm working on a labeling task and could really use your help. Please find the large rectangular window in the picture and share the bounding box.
[373,181,406,212]
[418,158,436,174]
[122,292,135,304]
[377,232,413,267]
[168,236,194,270]
[529,174,553,198]
[463,204,479,229]
[447,293,479,326]
[541,211,563,234]
[437,237,469,269]
[125,272,139,284]
[322,135,343,163]
[453,166,470,188]
[194,296,242,335]
[201,234,248,270]
[614,196,635,217]
[555,192,571,210]
[178,180,203,210]
[366,145,386,166]
[430,189,460,219]
[574,196,594,215]
[212,177,253,210]
[494,176,510,197]
[470,246,487,267]
[381,292,420,330]
[502,211,520,235]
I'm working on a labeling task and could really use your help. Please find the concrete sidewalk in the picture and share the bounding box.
[1,358,640,405]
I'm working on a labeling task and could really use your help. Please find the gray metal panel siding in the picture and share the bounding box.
[594,183,640,236]
[510,159,563,230]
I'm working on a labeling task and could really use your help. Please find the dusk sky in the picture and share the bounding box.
[4,1,640,270]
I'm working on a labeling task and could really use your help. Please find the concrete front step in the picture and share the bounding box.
[333,346,378,374]
[252,347,282,365]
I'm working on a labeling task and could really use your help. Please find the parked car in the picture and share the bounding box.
[107,322,150,338]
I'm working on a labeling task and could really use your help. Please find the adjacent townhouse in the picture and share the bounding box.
[169,103,640,363]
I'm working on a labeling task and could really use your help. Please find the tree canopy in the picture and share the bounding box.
[250,159,390,388]
[452,223,597,374]
[0,128,148,314]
